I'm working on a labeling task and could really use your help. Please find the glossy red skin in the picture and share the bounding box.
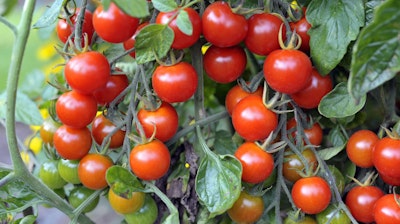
[379,172,400,186]
[56,9,94,45]
[137,102,179,142]
[346,129,379,168]
[373,194,400,224]
[290,17,311,52]
[225,84,263,116]
[152,62,198,103]
[53,125,92,160]
[227,191,264,224]
[203,45,247,83]
[93,3,140,43]
[290,68,333,109]
[56,90,97,128]
[245,13,285,56]
[129,139,171,180]
[156,8,201,49]
[282,148,318,183]
[263,49,312,94]
[123,22,149,58]
[291,176,331,214]
[91,114,125,148]
[345,185,384,223]
[93,75,129,106]
[78,153,113,190]
[65,51,110,94]
[232,95,278,141]
[202,1,247,47]
[286,118,323,146]
[373,137,400,178]
[234,142,274,184]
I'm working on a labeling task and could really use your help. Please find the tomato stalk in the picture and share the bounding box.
[73,0,88,51]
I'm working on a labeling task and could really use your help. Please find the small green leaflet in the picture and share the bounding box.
[152,0,177,12]
[176,10,193,36]
[113,0,149,18]
[348,0,400,101]
[317,144,346,160]
[0,91,43,125]
[33,0,64,28]
[106,166,144,195]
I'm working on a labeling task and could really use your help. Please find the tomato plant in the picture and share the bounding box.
[53,125,92,160]
[91,113,125,149]
[56,8,94,45]
[78,154,114,190]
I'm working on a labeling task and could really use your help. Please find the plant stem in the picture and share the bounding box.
[0,16,17,36]
[190,41,205,120]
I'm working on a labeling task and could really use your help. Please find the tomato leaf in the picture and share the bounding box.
[112,0,149,18]
[176,9,193,36]
[318,82,366,118]
[0,91,43,125]
[348,0,400,101]
[32,0,64,28]
[327,126,346,147]
[152,0,177,12]
[135,24,174,64]
[317,144,346,160]
[106,166,144,195]
[307,0,364,74]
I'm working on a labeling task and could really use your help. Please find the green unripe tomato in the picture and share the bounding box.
[58,159,81,184]
[284,215,317,224]
[39,160,67,189]
[124,195,158,224]
[316,204,351,224]
[68,186,99,213]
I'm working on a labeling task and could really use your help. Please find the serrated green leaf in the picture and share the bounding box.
[33,0,64,28]
[176,9,193,36]
[307,0,364,74]
[317,144,346,160]
[318,82,366,118]
[365,0,384,24]
[348,0,400,101]
[151,0,177,12]
[113,0,149,18]
[0,92,43,125]
[135,24,174,64]
[0,0,17,16]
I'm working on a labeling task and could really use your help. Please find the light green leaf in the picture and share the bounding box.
[113,0,149,18]
[318,82,366,118]
[0,92,43,125]
[106,166,144,196]
[33,0,64,28]
[0,0,17,16]
[176,9,193,36]
[307,0,364,74]
[151,0,177,12]
[348,0,400,101]
[317,144,346,160]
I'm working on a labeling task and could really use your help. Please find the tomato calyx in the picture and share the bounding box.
[278,23,302,50]
[383,126,400,140]
[348,171,379,187]
[263,86,293,114]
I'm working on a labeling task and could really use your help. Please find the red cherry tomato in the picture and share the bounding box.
[137,102,179,142]
[378,172,400,186]
[286,117,323,146]
[234,142,274,184]
[263,49,312,94]
[291,176,331,214]
[225,84,263,116]
[202,1,247,47]
[245,13,285,56]
[232,95,278,141]
[78,153,113,190]
[373,137,400,178]
[203,45,247,83]
[373,194,400,224]
[91,114,126,149]
[152,62,198,103]
[56,90,97,128]
[56,9,94,45]
[227,191,264,224]
[53,125,92,160]
[93,74,129,106]
[123,22,149,58]
[346,129,379,168]
[290,68,333,109]
[64,51,110,94]
[92,3,140,43]
[290,17,311,52]
[156,7,201,49]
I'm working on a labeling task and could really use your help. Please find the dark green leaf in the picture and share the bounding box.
[106,166,144,196]
[317,144,346,160]
[176,10,193,36]
[113,0,149,18]
[318,82,366,118]
[348,0,400,101]
[307,0,364,74]
[0,0,17,16]
[365,0,384,24]
[343,160,356,183]
[213,130,238,155]
[33,0,64,28]
[0,91,43,125]
[151,0,177,12]
[135,24,174,64]
[328,126,347,147]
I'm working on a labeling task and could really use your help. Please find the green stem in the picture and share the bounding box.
[190,41,205,121]
[0,16,17,36]
[0,172,15,187]
[144,181,179,222]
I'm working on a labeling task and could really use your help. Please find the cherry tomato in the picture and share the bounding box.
[65,51,110,95]
[39,160,67,189]
[53,125,92,160]
[291,176,331,214]
[263,49,312,94]
[289,17,311,53]
[232,95,278,141]
[124,195,158,224]
[137,101,179,142]
[39,118,60,145]
[373,194,400,224]
[69,186,99,213]
[373,137,400,178]
[202,1,247,47]
[56,9,94,45]
[290,68,333,109]
[315,204,351,224]
[152,62,198,103]
[92,3,140,43]
[225,84,263,116]
[234,142,274,184]
[78,153,113,190]
[108,187,145,214]
[58,159,81,184]
[156,7,201,49]
[93,74,129,106]
[245,13,285,56]
[378,172,400,186]
[123,22,149,58]
[282,148,318,183]
[286,117,323,146]
[227,191,264,224]
[56,90,98,128]
[345,185,384,223]
[91,114,125,149]
[203,45,247,83]
[346,129,379,168]
[129,139,170,180]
